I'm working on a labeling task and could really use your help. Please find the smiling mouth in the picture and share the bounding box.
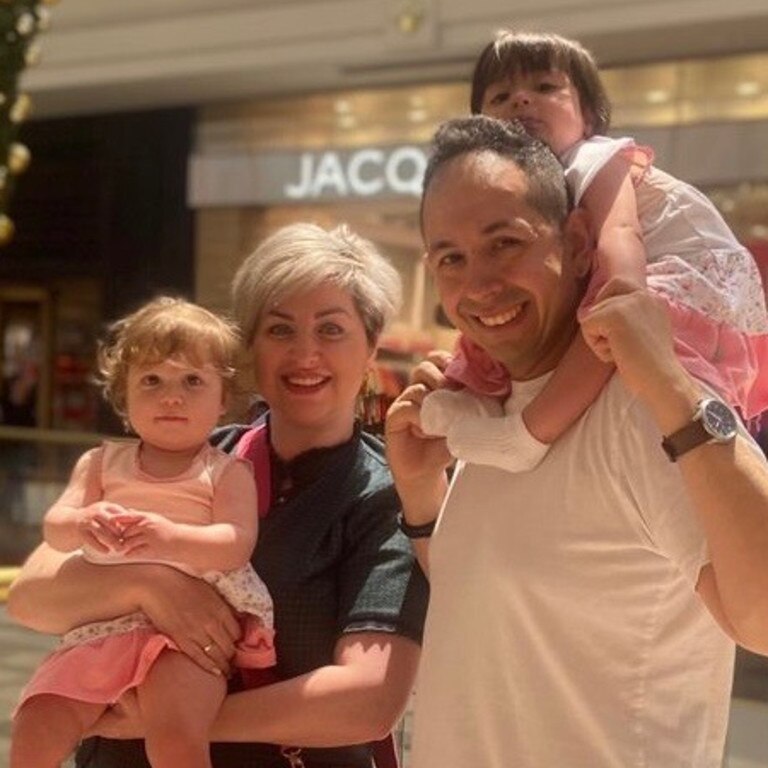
[284,374,329,389]
[475,304,524,327]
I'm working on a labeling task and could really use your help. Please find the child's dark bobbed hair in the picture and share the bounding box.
[470,30,612,136]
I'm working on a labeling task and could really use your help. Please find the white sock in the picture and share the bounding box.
[446,409,550,473]
[420,389,502,437]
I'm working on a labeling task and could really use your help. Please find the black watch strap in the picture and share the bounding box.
[398,512,437,539]
[661,398,738,462]
[661,421,709,462]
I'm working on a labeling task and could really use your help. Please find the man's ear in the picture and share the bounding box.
[563,208,593,279]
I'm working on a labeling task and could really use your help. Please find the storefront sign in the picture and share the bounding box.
[188,144,427,206]
[284,146,425,199]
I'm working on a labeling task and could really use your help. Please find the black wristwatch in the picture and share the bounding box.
[398,512,437,539]
[661,397,738,462]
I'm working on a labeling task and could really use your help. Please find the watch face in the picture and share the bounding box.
[701,399,738,441]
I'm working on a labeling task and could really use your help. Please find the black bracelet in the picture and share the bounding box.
[398,512,437,539]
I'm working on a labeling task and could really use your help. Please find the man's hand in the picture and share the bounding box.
[385,382,453,487]
[579,278,686,404]
[386,348,457,491]
[385,380,452,577]
[410,350,455,391]
[385,349,456,550]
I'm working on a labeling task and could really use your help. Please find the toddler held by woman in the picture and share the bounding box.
[11,297,275,768]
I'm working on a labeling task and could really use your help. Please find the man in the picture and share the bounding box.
[386,116,768,768]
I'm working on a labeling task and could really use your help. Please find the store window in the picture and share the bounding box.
[0,287,49,428]
[0,279,102,433]
[0,278,102,563]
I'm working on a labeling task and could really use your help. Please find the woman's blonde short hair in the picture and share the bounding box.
[232,223,402,347]
[97,296,240,419]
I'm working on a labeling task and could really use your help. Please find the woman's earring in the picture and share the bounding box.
[357,366,385,434]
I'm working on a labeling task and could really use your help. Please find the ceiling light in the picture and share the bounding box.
[645,89,670,104]
[334,99,352,114]
[735,81,761,97]
[338,114,357,130]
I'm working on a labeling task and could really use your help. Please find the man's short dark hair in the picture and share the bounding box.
[421,115,571,227]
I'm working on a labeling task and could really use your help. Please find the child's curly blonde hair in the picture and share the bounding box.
[97,296,241,421]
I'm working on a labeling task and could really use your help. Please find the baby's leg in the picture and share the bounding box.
[421,388,550,472]
[421,335,614,473]
[11,694,107,768]
[137,650,226,768]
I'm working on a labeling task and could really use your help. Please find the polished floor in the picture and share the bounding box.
[0,607,57,768]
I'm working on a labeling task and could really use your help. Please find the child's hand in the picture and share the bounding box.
[112,510,180,560]
[77,502,131,553]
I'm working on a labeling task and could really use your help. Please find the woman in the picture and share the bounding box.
[7,222,429,768]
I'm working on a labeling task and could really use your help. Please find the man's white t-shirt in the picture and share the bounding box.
[411,375,739,768]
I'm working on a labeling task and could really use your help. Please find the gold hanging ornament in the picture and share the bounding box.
[9,142,30,174]
[15,10,34,35]
[0,0,60,246]
[35,7,50,30]
[10,93,31,123]
[24,41,41,65]
[356,366,387,433]
[0,215,15,246]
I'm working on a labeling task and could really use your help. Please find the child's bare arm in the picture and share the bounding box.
[118,460,258,572]
[43,448,125,554]
[43,449,97,551]
[581,153,646,290]
[521,154,645,445]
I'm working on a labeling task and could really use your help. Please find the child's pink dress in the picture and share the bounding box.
[16,441,275,710]
[447,135,768,421]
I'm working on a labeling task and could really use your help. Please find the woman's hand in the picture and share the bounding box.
[133,565,242,675]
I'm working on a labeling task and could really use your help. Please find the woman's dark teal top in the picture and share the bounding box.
[76,421,429,768]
